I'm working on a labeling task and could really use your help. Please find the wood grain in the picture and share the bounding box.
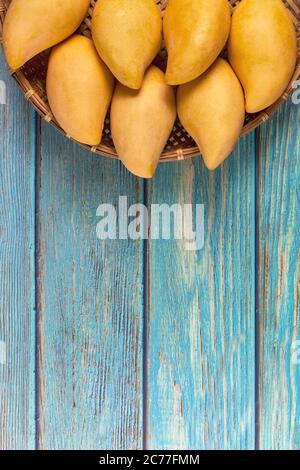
[0,53,36,449]
[146,137,256,449]
[36,124,144,449]
[1,50,300,450]
[257,102,300,449]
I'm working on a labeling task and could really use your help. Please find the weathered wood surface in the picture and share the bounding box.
[0,54,36,449]
[0,49,299,449]
[36,124,144,449]
[147,138,256,449]
[257,102,300,450]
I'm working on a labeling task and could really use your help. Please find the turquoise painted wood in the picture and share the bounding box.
[0,49,299,449]
[147,138,255,449]
[36,124,144,449]
[0,55,36,449]
[257,102,300,449]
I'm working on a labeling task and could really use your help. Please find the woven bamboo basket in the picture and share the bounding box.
[0,0,299,162]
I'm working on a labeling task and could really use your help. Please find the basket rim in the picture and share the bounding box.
[0,0,299,162]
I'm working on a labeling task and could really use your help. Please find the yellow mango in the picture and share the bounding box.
[228,0,297,113]
[111,66,176,178]
[92,0,162,90]
[177,58,245,170]
[164,0,231,85]
[3,0,90,70]
[46,35,114,146]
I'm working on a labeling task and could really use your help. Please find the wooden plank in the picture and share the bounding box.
[257,101,300,449]
[0,53,36,449]
[36,124,143,449]
[146,137,256,449]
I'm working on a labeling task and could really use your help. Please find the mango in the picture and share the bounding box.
[92,0,162,89]
[164,0,231,85]
[111,66,176,178]
[177,58,245,170]
[46,35,114,146]
[3,0,90,70]
[228,0,297,113]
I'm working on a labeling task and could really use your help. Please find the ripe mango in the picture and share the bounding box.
[177,58,245,170]
[111,66,176,178]
[46,35,114,146]
[3,0,90,70]
[92,0,162,89]
[228,0,297,113]
[164,0,231,85]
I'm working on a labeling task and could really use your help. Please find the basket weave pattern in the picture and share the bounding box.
[0,0,299,161]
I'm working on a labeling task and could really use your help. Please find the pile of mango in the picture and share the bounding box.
[3,0,297,177]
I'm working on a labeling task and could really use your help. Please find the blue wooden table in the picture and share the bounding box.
[0,48,299,450]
